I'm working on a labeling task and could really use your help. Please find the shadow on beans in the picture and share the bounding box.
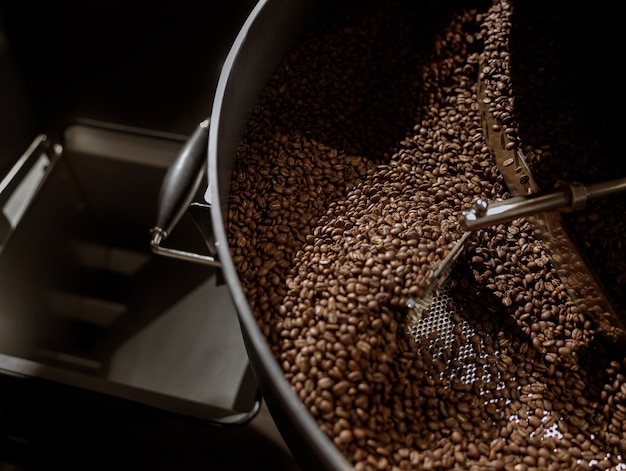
[509,0,626,320]
[259,0,488,162]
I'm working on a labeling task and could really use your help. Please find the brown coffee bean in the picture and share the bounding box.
[228,0,626,469]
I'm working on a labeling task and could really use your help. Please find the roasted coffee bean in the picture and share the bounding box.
[228,0,626,469]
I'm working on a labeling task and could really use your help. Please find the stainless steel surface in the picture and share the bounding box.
[208,1,350,469]
[150,227,220,267]
[459,177,626,231]
[153,120,210,237]
[0,122,296,470]
[408,281,497,386]
[0,134,58,249]
[0,124,255,420]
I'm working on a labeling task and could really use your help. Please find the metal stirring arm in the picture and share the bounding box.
[460,177,626,231]
[408,175,626,327]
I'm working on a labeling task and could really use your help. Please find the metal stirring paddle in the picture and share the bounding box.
[459,177,626,231]
[407,175,626,340]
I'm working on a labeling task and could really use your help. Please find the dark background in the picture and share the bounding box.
[0,1,257,170]
[0,2,301,470]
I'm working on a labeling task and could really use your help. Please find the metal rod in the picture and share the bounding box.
[460,177,626,231]
[150,119,222,268]
[150,228,221,268]
[586,177,626,200]
[460,192,569,230]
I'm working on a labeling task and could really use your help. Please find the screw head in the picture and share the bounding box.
[472,198,489,217]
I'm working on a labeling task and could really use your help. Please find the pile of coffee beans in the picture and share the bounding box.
[228,0,626,469]
[480,0,626,314]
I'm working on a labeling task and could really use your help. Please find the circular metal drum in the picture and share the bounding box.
[205,0,626,469]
